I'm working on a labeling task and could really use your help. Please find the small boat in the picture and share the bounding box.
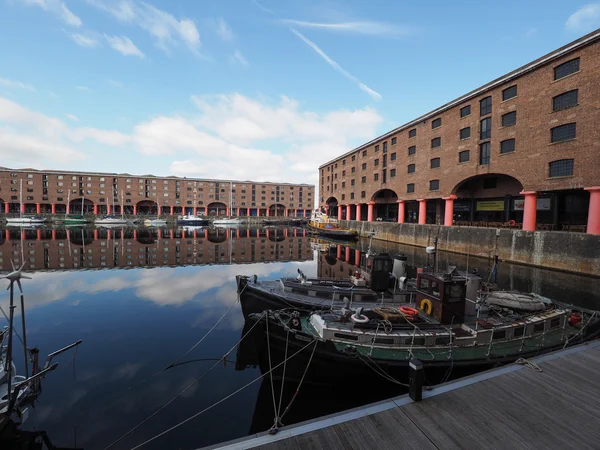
[176,214,209,226]
[306,212,357,240]
[247,268,600,386]
[144,218,167,227]
[213,217,244,226]
[5,216,46,225]
[62,214,88,225]
[95,215,128,225]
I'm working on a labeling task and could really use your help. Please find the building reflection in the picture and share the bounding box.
[0,227,311,271]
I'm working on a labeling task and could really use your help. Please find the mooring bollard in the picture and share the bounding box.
[409,358,423,402]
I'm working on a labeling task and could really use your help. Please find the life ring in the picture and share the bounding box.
[291,317,300,328]
[351,314,369,323]
[399,306,419,316]
[507,220,516,227]
[420,299,433,316]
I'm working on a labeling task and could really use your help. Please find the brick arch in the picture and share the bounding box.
[68,198,94,214]
[370,189,399,203]
[451,173,524,198]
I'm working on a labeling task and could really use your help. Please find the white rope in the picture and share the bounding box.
[515,358,542,372]
[276,329,290,418]
[265,313,280,428]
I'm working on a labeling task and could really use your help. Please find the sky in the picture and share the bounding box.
[1,0,599,194]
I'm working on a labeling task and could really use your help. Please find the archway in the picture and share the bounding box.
[136,200,158,215]
[371,189,399,221]
[207,228,227,243]
[325,197,338,217]
[69,229,94,246]
[451,174,524,224]
[68,198,94,214]
[268,204,286,217]
[136,227,156,245]
[207,202,227,216]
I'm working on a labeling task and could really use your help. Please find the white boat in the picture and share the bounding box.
[176,214,209,225]
[144,218,167,227]
[95,215,128,225]
[5,180,46,225]
[213,217,244,226]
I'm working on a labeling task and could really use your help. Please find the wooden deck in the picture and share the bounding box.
[206,341,600,450]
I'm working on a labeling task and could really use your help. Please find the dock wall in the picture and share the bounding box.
[340,220,600,277]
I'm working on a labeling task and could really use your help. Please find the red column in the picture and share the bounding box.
[51,230,56,240]
[337,205,343,219]
[36,203,41,214]
[181,229,185,238]
[36,229,41,240]
[21,203,26,214]
[337,245,342,259]
[355,249,361,266]
[417,199,427,225]
[170,206,174,215]
[295,209,299,217]
[285,208,289,217]
[107,229,111,239]
[158,228,163,239]
[294,229,297,237]
[93,204,98,214]
[51,203,56,214]
[397,200,405,223]
[193,207,197,216]
[226,207,230,216]
[106,204,111,215]
[585,187,600,234]
[5,203,10,214]
[94,229,98,240]
[367,202,375,222]
[170,229,174,239]
[443,195,457,226]
[346,204,351,220]
[520,191,537,231]
[21,230,26,241]
[66,203,70,214]
[204,229,208,239]
[345,246,351,262]
[133,230,137,239]
[133,205,137,216]
[355,203,361,221]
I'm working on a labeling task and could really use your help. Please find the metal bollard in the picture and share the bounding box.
[409,358,424,402]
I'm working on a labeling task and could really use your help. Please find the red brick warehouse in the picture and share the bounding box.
[319,28,600,234]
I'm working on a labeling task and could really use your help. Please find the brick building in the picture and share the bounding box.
[319,29,600,234]
[0,168,314,217]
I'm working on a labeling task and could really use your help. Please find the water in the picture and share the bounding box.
[0,226,598,449]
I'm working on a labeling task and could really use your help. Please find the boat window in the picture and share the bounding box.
[513,326,525,337]
[492,329,506,340]
[419,279,430,290]
[435,336,449,346]
[550,317,561,329]
[333,333,359,341]
[431,282,440,297]
[533,322,545,333]
[374,337,395,345]
[408,337,426,346]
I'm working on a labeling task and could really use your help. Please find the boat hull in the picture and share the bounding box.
[306,224,357,240]
[176,219,209,225]
[5,219,45,225]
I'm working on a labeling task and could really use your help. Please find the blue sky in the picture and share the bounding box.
[1,0,599,190]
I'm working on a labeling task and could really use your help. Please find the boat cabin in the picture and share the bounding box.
[416,268,467,325]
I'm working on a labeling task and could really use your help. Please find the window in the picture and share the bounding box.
[342,182,346,188]
[391,152,396,161]
[361,176,366,183]
[554,58,580,81]
[549,159,574,177]
[350,192,355,200]
[502,111,516,127]
[57,175,63,180]
[514,326,525,337]
[391,137,397,145]
[493,330,507,341]
[480,142,491,165]
[390,169,396,177]
[483,177,497,189]
[407,183,415,193]
[553,90,578,112]
[408,128,416,138]
[432,118,442,129]
[374,159,379,166]
[408,164,416,174]
[459,150,470,163]
[374,173,379,181]
[362,163,367,170]
[431,137,441,148]
[480,117,492,139]
[480,96,492,116]
[375,145,379,152]
[551,123,576,143]
[500,139,515,154]
[351,155,356,161]
[350,179,355,186]
[459,127,470,140]
[362,150,367,157]
[429,180,439,191]
[502,85,517,101]
[342,170,346,176]
[361,191,366,198]
[342,159,346,165]
[430,157,440,168]
[351,167,355,173]
[383,141,388,153]
[341,194,345,201]
[460,105,471,117]
[408,145,416,155]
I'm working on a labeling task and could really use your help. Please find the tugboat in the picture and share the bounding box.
[305,211,358,240]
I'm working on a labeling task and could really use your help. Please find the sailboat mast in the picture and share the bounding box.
[121,189,124,218]
[19,178,23,218]
[81,195,84,215]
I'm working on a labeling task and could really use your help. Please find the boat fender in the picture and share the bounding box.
[351,313,369,323]
[291,317,301,329]
[419,299,433,316]
[507,220,516,227]
[569,312,582,326]
[400,306,419,316]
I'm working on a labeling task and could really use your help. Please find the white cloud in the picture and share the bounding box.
[87,0,201,54]
[282,20,412,37]
[289,28,381,100]
[0,76,35,91]
[566,4,600,32]
[104,34,145,58]
[18,0,82,27]
[230,50,248,67]
[71,32,100,48]
[213,18,234,41]
[65,113,79,121]
[75,85,91,92]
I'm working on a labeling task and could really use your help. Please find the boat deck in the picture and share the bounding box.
[205,340,600,450]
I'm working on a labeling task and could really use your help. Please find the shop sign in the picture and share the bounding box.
[476,200,505,211]
[513,198,551,211]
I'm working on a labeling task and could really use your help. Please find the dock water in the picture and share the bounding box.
[207,340,600,449]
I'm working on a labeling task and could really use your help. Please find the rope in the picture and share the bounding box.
[128,335,318,450]
[279,339,318,423]
[276,330,290,418]
[515,358,542,372]
[265,313,281,432]
[0,303,25,348]
[563,311,596,349]
[103,310,266,450]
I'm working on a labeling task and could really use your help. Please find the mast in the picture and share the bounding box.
[121,189,124,219]
[81,194,84,215]
[67,190,70,218]
[19,178,23,219]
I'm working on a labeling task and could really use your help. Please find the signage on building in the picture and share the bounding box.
[513,198,551,211]
[453,202,471,212]
[476,200,505,211]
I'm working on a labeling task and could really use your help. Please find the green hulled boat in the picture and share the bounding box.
[63,214,88,225]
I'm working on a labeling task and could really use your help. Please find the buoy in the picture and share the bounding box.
[400,306,419,316]
[420,299,433,316]
[569,312,582,326]
[351,314,369,323]
[507,220,516,227]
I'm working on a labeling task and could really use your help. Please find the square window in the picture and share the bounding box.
[500,139,515,154]
[362,163,367,170]
[480,96,492,116]
[480,117,492,139]
[407,183,415,193]
[502,111,516,127]
[431,137,441,148]
[362,150,367,157]
[407,164,416,174]
[554,58,580,81]
[408,128,416,138]
[361,176,366,183]
[391,152,396,161]
[383,141,388,153]
[361,191,366,198]
[553,90,578,112]
[374,173,379,181]
[375,145,379,152]
[551,123,576,143]
[460,105,471,117]
[391,137,397,145]
[549,159,574,177]
[430,157,440,169]
[432,118,442,129]
[459,150,470,163]
[351,155,356,161]
[408,145,416,155]
[374,159,379,166]
[479,142,491,165]
[502,85,517,101]
[459,127,470,140]
[390,169,396,177]
[429,180,439,191]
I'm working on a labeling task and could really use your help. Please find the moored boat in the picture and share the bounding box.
[95,215,128,225]
[144,218,167,226]
[213,217,244,226]
[306,212,357,240]
[62,214,88,225]
[176,214,209,226]
[5,216,46,225]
